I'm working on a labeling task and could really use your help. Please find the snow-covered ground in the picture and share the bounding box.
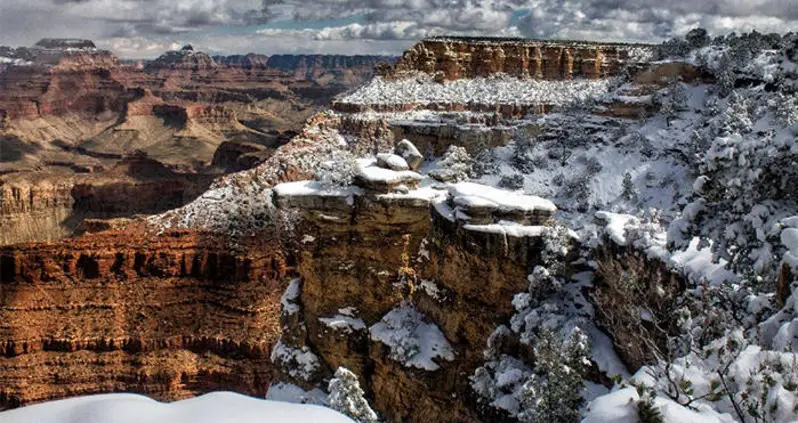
[336,73,613,107]
[0,392,354,423]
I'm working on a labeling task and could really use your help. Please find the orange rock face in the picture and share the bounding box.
[392,38,654,81]
[0,229,289,409]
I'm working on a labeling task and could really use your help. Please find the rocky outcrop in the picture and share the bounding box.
[144,45,218,72]
[0,229,288,409]
[270,152,556,421]
[212,53,271,69]
[390,37,655,81]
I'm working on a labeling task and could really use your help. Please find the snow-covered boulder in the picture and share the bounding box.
[355,159,422,192]
[394,139,424,171]
[448,182,556,225]
[376,153,410,171]
[273,180,362,213]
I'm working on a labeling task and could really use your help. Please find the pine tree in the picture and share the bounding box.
[328,367,379,423]
[519,328,591,423]
[622,172,638,202]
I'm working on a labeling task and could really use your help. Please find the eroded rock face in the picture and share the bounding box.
[0,229,289,409]
[392,37,655,81]
[271,179,553,422]
[0,41,395,244]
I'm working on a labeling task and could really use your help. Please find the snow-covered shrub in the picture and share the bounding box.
[518,328,591,423]
[622,172,638,202]
[685,28,711,50]
[561,172,592,211]
[499,174,524,190]
[471,149,499,178]
[657,80,688,127]
[270,340,322,383]
[635,384,665,423]
[316,150,359,186]
[592,249,683,370]
[327,367,379,423]
[669,125,798,283]
[656,37,691,60]
[369,305,454,371]
[430,145,473,182]
[632,329,798,423]
[770,91,798,126]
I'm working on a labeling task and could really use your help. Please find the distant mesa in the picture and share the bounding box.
[144,45,218,71]
[34,38,97,50]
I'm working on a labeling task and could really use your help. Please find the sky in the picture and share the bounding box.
[0,0,796,58]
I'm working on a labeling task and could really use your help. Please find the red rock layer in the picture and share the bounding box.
[391,37,654,81]
[0,229,289,409]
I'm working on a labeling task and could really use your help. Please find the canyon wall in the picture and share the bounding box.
[271,180,554,422]
[0,229,289,409]
[390,37,655,81]
[0,40,395,245]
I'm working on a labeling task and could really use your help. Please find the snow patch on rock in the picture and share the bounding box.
[369,305,454,371]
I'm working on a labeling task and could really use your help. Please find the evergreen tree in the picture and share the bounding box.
[328,367,379,423]
[518,328,591,423]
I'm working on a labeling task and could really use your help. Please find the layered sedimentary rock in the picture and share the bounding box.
[271,165,556,421]
[0,40,396,244]
[0,154,214,245]
[0,229,288,409]
[390,36,655,81]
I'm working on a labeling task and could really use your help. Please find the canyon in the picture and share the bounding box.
[1,33,767,423]
[0,39,393,245]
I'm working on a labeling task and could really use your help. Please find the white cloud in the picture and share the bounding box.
[0,0,796,57]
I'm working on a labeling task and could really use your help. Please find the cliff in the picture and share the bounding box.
[0,154,215,245]
[268,155,558,421]
[0,229,288,408]
[144,46,219,72]
[390,37,655,81]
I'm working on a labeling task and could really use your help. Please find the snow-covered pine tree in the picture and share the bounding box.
[328,367,379,423]
[518,328,591,423]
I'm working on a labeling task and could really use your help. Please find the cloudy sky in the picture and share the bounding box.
[0,0,796,58]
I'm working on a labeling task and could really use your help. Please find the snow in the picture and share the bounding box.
[356,159,422,185]
[376,153,410,171]
[463,221,547,238]
[0,392,354,423]
[337,74,613,107]
[281,279,302,315]
[319,314,367,334]
[449,182,557,213]
[582,387,733,423]
[266,382,329,405]
[782,227,798,267]
[417,279,443,300]
[594,212,638,245]
[273,180,362,199]
[369,305,455,371]
[270,340,321,382]
[0,56,32,66]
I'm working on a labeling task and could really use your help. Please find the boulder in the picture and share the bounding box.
[376,153,410,171]
[394,139,424,171]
